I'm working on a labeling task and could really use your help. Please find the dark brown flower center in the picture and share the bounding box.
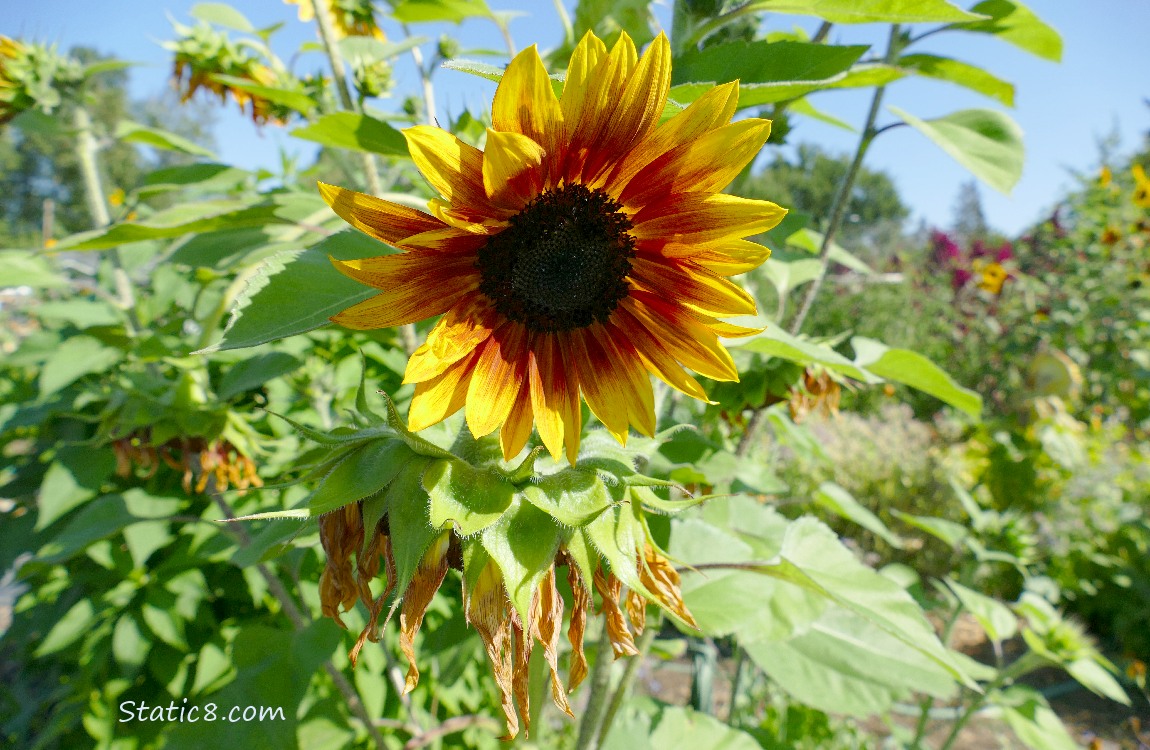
[476,184,635,333]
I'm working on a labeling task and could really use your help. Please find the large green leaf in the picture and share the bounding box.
[198,231,384,353]
[889,106,1024,194]
[36,447,116,530]
[960,0,1062,62]
[731,0,984,23]
[744,607,956,717]
[813,482,903,548]
[0,251,68,289]
[291,112,407,156]
[115,120,217,158]
[388,0,493,23]
[216,352,303,400]
[603,704,763,750]
[480,496,562,623]
[39,335,123,397]
[900,53,1015,106]
[851,335,982,416]
[35,490,182,564]
[671,41,867,87]
[737,325,879,383]
[424,458,516,535]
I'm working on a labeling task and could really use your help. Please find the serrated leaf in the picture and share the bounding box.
[307,439,413,516]
[481,496,562,623]
[814,482,903,548]
[941,578,1017,642]
[198,231,384,353]
[672,41,867,87]
[852,335,982,416]
[384,457,437,599]
[900,53,1015,106]
[424,459,515,536]
[115,120,217,158]
[291,113,407,156]
[738,325,879,383]
[889,106,1024,194]
[733,0,985,23]
[961,0,1062,62]
[521,469,613,527]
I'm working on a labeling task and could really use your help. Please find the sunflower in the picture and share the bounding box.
[1134,164,1150,209]
[286,0,384,40]
[322,31,785,462]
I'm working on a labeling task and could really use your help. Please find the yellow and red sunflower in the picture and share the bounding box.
[321,31,786,462]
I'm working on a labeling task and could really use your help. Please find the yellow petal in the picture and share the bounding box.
[603,81,740,196]
[612,307,713,402]
[329,253,478,329]
[527,335,564,462]
[499,381,534,460]
[664,238,772,276]
[567,326,654,443]
[318,181,445,245]
[405,299,503,384]
[560,31,607,126]
[632,193,787,245]
[595,324,656,437]
[629,255,758,317]
[403,126,503,215]
[492,45,563,165]
[620,118,772,207]
[408,350,478,432]
[562,32,638,182]
[621,292,739,382]
[482,128,545,207]
[466,325,529,438]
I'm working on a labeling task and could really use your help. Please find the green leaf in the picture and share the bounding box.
[115,120,217,158]
[216,352,303,400]
[338,36,427,64]
[521,469,614,527]
[440,59,505,83]
[291,112,407,156]
[788,97,855,131]
[941,578,1017,642]
[1064,658,1129,705]
[424,459,516,535]
[786,227,876,274]
[994,687,1079,750]
[36,447,116,530]
[34,299,122,328]
[738,325,879,383]
[307,439,414,516]
[389,0,493,22]
[112,615,151,669]
[888,106,1024,194]
[672,41,867,87]
[760,258,824,299]
[961,0,1062,62]
[900,53,1015,106]
[814,482,903,548]
[142,603,188,650]
[731,0,985,23]
[35,599,97,657]
[891,510,969,546]
[0,251,68,288]
[481,496,562,623]
[39,335,123,397]
[211,75,317,114]
[198,231,384,353]
[603,704,763,750]
[191,2,257,32]
[36,490,181,563]
[851,335,982,416]
[141,162,253,194]
[744,607,956,717]
[385,458,437,598]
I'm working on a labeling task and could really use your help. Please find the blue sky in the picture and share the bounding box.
[7,1,1150,235]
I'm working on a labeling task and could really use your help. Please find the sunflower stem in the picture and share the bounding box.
[404,25,438,127]
[553,0,575,47]
[311,0,384,197]
[596,616,658,747]
[574,614,616,750]
[786,23,904,337]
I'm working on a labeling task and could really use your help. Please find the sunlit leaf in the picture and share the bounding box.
[888,106,1024,194]
[961,0,1062,62]
[115,120,217,158]
[290,112,407,156]
[900,53,1015,106]
[852,335,982,416]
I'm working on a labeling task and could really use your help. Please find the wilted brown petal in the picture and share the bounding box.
[625,588,647,636]
[566,562,590,692]
[594,567,638,658]
[465,559,518,739]
[319,503,366,628]
[638,544,698,629]
[532,567,574,717]
[399,533,450,693]
[511,608,532,738]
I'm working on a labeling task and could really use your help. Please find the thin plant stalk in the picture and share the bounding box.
[573,615,616,750]
[596,618,659,747]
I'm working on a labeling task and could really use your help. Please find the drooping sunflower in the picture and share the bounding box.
[322,31,786,462]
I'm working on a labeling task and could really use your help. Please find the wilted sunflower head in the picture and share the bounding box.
[321,31,786,463]
[286,0,385,40]
[0,36,84,125]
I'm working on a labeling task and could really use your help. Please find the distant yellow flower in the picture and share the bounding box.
[286,0,384,40]
[1133,164,1150,208]
[108,187,126,207]
[977,261,1008,294]
[1100,226,1121,245]
[322,32,785,463]
[1098,165,1112,187]
[43,237,57,249]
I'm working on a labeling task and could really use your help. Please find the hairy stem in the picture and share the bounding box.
[597,619,658,746]
[311,0,383,196]
[574,615,616,750]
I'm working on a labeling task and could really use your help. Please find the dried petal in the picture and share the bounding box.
[638,544,697,629]
[465,559,518,739]
[566,561,590,692]
[532,567,574,717]
[399,533,451,693]
[594,567,638,658]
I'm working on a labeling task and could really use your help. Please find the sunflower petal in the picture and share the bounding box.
[612,307,714,403]
[330,253,478,329]
[492,45,563,163]
[499,381,534,460]
[404,126,503,215]
[663,238,772,276]
[603,81,739,196]
[482,129,545,207]
[466,325,529,438]
[408,350,479,432]
[563,32,638,182]
[568,326,651,443]
[318,182,446,245]
[621,292,739,381]
[630,255,758,317]
[632,193,787,244]
[404,299,502,384]
[595,323,656,436]
[619,118,772,207]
